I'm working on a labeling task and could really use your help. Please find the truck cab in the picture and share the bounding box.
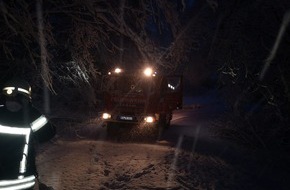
[99,67,182,135]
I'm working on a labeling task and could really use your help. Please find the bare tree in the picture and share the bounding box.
[209,0,290,151]
[1,0,207,116]
[0,0,190,87]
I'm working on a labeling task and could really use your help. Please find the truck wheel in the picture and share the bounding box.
[166,120,171,129]
[106,123,119,139]
[157,114,166,140]
[165,113,172,129]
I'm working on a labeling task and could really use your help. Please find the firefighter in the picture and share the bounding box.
[0,78,56,190]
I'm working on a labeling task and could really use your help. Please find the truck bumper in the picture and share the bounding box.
[99,112,159,127]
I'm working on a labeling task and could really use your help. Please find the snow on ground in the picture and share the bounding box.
[37,140,179,190]
[33,93,268,190]
[36,138,249,190]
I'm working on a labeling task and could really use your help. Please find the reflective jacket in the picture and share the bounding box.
[0,103,56,190]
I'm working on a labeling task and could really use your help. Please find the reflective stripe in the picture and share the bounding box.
[30,115,48,132]
[17,88,30,95]
[3,87,31,95]
[0,182,35,190]
[3,87,15,90]
[3,87,15,94]
[19,132,31,174]
[0,175,35,190]
[0,125,31,179]
[0,125,30,135]
[0,175,35,186]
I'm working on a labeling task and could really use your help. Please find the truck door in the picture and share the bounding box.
[163,75,183,110]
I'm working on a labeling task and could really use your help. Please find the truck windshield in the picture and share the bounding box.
[103,76,155,94]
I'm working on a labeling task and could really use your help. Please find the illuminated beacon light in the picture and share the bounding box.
[143,67,153,77]
[168,84,175,90]
[114,68,122,73]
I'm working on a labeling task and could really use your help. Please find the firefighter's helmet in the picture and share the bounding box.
[2,78,32,99]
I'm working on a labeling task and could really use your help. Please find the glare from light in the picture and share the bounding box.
[144,116,154,123]
[143,67,153,77]
[102,113,111,119]
[114,68,122,73]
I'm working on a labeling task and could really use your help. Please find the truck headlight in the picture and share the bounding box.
[114,68,122,73]
[102,113,111,120]
[143,67,153,77]
[144,116,155,123]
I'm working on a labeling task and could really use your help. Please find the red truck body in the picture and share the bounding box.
[99,68,183,132]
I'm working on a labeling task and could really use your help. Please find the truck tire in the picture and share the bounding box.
[165,113,171,129]
[106,123,119,138]
[157,114,166,140]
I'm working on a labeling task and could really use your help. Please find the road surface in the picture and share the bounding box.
[35,104,256,190]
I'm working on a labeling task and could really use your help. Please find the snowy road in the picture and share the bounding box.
[163,107,232,157]
[35,105,253,190]
[36,140,180,190]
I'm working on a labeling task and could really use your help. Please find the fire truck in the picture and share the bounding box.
[99,66,183,137]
